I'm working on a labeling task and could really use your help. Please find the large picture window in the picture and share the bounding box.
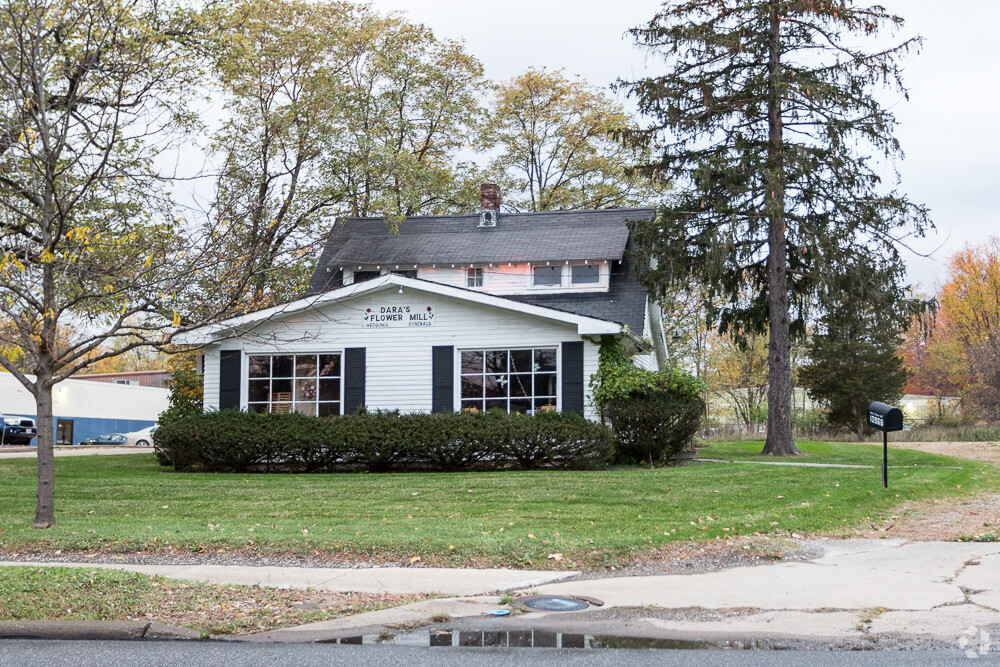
[248,354,341,416]
[460,347,557,413]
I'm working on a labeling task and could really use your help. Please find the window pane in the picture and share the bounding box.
[534,373,557,397]
[509,374,531,397]
[534,348,557,372]
[510,349,532,373]
[295,379,317,402]
[510,399,532,414]
[461,351,483,374]
[461,400,483,413]
[461,376,483,399]
[319,355,341,377]
[318,402,340,417]
[485,350,508,373]
[248,403,267,414]
[533,265,562,286]
[272,355,293,377]
[354,270,381,282]
[486,399,508,412]
[295,355,317,377]
[571,264,600,284]
[271,379,292,400]
[319,378,340,401]
[294,402,317,417]
[248,356,270,378]
[484,374,507,398]
[248,380,270,403]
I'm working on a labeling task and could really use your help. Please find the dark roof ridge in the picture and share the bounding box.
[337,205,657,225]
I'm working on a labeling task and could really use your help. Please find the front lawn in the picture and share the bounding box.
[0,444,992,569]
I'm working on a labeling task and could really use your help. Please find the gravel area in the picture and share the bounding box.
[853,440,1000,542]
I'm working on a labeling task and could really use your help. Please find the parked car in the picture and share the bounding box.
[78,433,127,446]
[124,425,157,447]
[0,415,36,446]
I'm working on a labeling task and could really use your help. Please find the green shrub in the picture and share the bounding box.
[501,411,614,469]
[158,368,204,427]
[591,338,705,465]
[154,409,613,473]
[412,411,496,470]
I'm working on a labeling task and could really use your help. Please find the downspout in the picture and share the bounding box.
[647,258,670,370]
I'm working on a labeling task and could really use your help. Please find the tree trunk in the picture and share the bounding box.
[761,4,800,456]
[855,405,866,441]
[33,379,56,528]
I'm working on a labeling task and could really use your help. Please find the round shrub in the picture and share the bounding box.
[592,338,705,465]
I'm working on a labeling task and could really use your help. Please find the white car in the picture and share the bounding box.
[124,425,158,447]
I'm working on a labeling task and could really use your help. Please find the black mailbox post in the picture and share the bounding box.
[868,401,904,489]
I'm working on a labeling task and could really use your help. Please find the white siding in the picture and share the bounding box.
[204,289,603,421]
[346,262,610,296]
[202,348,220,411]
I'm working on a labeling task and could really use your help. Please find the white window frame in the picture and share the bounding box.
[526,262,610,293]
[467,267,484,287]
[244,352,344,417]
[458,346,559,414]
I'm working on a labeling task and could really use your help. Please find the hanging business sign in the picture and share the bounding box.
[362,304,435,328]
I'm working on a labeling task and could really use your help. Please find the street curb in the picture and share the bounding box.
[0,620,201,640]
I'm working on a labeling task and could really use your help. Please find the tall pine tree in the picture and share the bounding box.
[622,1,931,455]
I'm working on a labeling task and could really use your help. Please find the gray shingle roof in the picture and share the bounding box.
[307,208,654,332]
[309,208,654,276]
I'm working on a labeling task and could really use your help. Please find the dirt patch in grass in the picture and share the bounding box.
[854,440,1000,542]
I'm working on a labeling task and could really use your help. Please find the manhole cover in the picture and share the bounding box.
[520,596,591,612]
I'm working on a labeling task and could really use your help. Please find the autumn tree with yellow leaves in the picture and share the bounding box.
[0,0,279,528]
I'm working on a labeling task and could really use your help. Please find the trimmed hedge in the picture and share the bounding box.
[154,409,613,473]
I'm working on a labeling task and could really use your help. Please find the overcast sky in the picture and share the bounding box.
[366,0,997,291]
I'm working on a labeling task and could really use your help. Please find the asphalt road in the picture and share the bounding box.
[0,640,978,666]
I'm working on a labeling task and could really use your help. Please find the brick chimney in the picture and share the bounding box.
[479,183,499,227]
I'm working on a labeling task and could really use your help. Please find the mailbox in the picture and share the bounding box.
[867,401,903,433]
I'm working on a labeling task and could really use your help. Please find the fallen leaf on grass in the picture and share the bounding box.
[547,553,564,561]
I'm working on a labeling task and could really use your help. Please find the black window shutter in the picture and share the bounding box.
[344,348,366,414]
[561,341,584,416]
[219,350,241,410]
[432,346,454,413]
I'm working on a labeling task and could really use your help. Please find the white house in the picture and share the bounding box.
[180,186,665,421]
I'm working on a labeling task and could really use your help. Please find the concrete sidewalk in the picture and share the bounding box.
[4,538,1000,648]
[0,561,577,597]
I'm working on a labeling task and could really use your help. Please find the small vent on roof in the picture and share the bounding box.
[478,210,497,227]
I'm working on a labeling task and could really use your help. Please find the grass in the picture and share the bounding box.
[0,447,993,569]
[0,565,424,635]
[697,440,965,466]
